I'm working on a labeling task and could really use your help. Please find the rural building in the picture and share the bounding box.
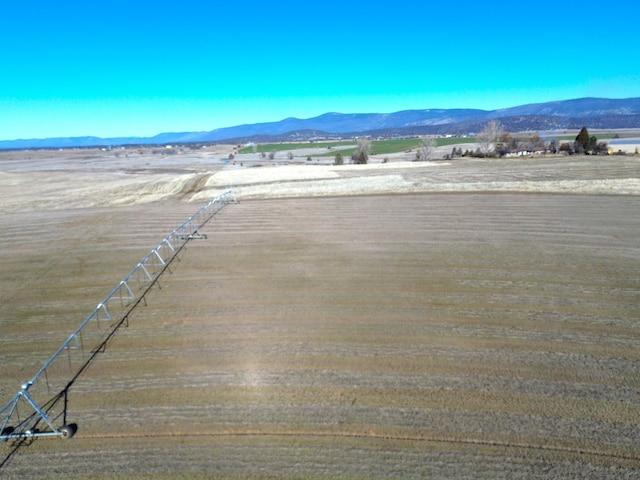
[608,138,640,154]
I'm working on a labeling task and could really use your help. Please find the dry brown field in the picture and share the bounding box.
[1,150,640,478]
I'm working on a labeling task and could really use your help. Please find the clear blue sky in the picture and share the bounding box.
[2,0,638,140]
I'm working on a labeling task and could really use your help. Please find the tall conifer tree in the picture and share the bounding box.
[575,126,590,152]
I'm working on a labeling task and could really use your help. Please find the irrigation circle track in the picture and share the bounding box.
[74,430,640,461]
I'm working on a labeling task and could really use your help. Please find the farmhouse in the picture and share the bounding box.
[608,138,640,154]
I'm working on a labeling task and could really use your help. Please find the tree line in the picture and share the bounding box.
[472,121,609,158]
[331,123,612,165]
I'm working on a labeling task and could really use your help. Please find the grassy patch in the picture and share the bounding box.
[239,138,478,157]
[238,141,354,154]
[369,138,422,155]
[436,137,476,147]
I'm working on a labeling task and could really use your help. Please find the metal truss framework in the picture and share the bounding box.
[1,190,237,442]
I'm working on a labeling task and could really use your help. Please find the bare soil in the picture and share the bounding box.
[1,150,639,478]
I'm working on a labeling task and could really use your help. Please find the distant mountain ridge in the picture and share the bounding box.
[2,97,640,150]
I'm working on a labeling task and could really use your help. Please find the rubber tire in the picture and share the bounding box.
[1,426,15,441]
[58,424,77,439]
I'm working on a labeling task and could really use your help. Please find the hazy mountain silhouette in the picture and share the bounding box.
[2,97,640,149]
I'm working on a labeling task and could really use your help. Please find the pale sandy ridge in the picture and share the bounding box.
[196,161,640,200]
[1,152,639,212]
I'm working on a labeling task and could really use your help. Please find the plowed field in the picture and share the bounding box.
[1,153,640,478]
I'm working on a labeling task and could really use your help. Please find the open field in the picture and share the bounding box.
[236,129,640,158]
[1,150,640,478]
[239,138,469,159]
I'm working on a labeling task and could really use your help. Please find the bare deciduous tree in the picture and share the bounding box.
[352,138,371,164]
[477,120,505,156]
[416,137,436,161]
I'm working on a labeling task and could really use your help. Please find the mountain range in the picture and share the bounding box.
[2,97,640,150]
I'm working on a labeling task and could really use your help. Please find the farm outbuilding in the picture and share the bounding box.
[608,138,640,154]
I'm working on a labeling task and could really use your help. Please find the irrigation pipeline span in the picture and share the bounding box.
[0,190,237,443]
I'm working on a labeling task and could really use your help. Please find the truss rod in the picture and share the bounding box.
[1,189,236,442]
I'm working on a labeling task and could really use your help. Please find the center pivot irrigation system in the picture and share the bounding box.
[1,190,237,442]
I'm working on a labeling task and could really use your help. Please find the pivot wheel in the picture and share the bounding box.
[1,426,15,441]
[58,424,77,439]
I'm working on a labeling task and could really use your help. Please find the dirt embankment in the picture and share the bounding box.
[0,149,639,212]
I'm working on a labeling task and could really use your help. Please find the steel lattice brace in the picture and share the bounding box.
[0,190,236,441]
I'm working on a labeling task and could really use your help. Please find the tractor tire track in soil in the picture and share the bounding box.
[75,429,640,461]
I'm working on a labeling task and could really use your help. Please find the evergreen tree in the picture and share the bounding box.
[575,126,590,153]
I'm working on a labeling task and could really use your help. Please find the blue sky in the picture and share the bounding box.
[2,0,638,140]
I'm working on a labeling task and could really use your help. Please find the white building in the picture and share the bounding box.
[608,138,640,154]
